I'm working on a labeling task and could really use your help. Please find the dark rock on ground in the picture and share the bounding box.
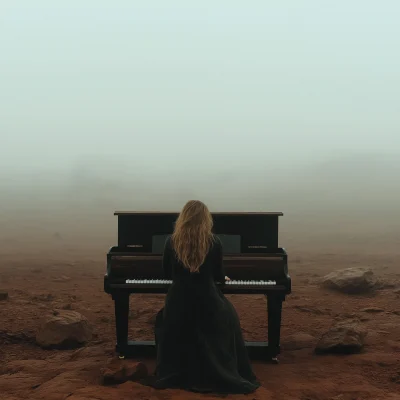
[293,305,325,315]
[360,307,384,313]
[101,358,148,384]
[0,329,36,345]
[0,291,8,301]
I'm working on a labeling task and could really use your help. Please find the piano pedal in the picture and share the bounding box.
[268,357,279,364]
[118,355,125,360]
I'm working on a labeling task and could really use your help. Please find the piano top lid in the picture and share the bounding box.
[114,211,284,216]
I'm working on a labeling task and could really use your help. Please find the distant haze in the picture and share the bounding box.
[1,2,399,253]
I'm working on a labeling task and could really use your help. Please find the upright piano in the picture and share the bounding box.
[104,211,291,362]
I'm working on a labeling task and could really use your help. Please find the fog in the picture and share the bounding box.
[1,2,400,254]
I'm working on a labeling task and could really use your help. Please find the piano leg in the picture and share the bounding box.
[112,293,130,358]
[267,294,283,364]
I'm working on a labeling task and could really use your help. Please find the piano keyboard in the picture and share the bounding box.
[226,280,276,286]
[126,279,172,284]
[124,279,276,286]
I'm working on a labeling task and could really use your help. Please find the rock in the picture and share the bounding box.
[321,267,377,294]
[284,333,315,350]
[293,305,325,315]
[315,321,367,354]
[335,312,359,320]
[102,358,148,384]
[0,329,36,345]
[52,275,71,282]
[0,291,8,301]
[360,307,384,313]
[36,310,93,349]
[32,293,55,302]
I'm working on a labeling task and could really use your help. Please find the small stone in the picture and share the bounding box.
[102,358,148,384]
[360,307,384,313]
[52,275,71,282]
[293,305,325,315]
[31,268,42,273]
[315,321,367,354]
[0,291,8,301]
[32,293,55,302]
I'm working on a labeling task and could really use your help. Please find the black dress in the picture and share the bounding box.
[151,235,260,394]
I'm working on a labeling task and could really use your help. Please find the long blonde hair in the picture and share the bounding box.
[171,200,214,273]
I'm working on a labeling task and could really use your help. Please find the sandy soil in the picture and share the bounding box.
[1,217,400,400]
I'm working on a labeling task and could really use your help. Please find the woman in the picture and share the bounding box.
[151,200,260,393]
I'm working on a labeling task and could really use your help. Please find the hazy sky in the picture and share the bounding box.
[1,1,399,172]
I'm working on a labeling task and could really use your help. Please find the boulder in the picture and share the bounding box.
[321,267,377,294]
[315,321,367,354]
[102,358,148,384]
[36,310,92,349]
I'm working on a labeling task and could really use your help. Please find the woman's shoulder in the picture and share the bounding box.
[211,234,222,248]
[164,235,173,249]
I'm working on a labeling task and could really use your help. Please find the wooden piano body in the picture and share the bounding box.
[104,211,291,362]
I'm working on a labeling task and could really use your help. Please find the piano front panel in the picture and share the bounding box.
[116,213,281,251]
[117,214,177,251]
[213,214,280,251]
[108,254,288,283]
[109,256,161,279]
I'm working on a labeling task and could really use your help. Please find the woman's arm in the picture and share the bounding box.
[162,237,173,279]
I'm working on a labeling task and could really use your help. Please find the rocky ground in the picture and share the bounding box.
[1,237,400,400]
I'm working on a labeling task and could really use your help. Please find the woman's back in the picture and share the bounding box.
[151,200,260,394]
[163,235,225,284]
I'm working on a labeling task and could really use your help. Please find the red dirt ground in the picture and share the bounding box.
[1,216,400,400]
